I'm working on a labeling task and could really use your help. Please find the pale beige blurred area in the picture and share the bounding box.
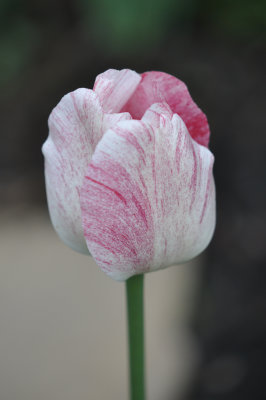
[0,207,201,400]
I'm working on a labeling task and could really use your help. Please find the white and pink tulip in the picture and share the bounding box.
[42,69,216,281]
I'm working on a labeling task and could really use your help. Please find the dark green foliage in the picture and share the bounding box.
[1,0,265,85]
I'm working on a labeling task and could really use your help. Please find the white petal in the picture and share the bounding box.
[42,88,131,253]
[93,69,141,113]
[80,103,215,280]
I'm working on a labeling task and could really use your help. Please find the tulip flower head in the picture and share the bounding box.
[42,69,215,281]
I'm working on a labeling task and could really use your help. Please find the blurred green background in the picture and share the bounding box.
[1,0,266,202]
[0,1,265,399]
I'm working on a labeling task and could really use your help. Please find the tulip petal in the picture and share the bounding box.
[80,103,215,281]
[93,69,141,113]
[122,71,210,147]
[42,88,131,253]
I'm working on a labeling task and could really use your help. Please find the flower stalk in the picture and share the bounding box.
[126,274,145,400]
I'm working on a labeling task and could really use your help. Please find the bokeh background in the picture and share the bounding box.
[0,0,266,399]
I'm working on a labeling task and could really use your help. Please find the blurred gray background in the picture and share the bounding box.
[0,0,266,399]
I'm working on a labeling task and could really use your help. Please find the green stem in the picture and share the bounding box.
[126,274,145,400]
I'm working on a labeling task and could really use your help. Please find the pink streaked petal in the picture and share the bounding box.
[93,69,141,113]
[42,88,131,253]
[80,104,215,281]
[122,71,210,147]
[141,102,173,126]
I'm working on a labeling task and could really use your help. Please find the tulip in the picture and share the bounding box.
[42,69,215,281]
[42,69,215,400]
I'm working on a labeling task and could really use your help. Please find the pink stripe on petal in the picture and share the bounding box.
[80,103,215,281]
[42,88,131,253]
[122,71,210,147]
[93,69,141,113]
[142,102,173,127]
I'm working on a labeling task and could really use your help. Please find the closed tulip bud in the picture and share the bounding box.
[42,69,215,281]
